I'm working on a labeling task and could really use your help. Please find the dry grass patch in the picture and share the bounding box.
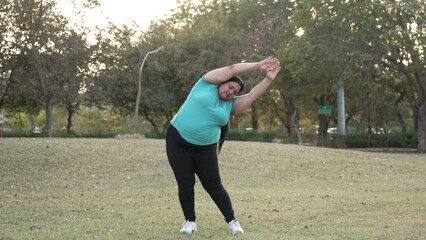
[0,138,425,239]
[115,133,145,139]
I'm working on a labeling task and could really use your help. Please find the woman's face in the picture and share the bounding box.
[218,81,242,100]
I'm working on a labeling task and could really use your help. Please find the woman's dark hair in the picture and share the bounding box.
[218,122,229,154]
[225,75,244,93]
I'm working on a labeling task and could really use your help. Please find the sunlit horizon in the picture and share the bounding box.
[56,0,182,32]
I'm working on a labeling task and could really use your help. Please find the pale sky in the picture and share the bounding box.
[57,0,184,32]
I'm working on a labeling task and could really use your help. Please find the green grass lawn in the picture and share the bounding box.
[0,138,425,239]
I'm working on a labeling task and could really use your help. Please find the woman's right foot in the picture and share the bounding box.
[228,220,244,235]
[180,220,197,234]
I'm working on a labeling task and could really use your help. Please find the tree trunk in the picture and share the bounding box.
[66,106,74,134]
[410,97,419,132]
[418,101,426,153]
[317,114,328,147]
[251,104,258,130]
[134,46,163,133]
[272,93,293,135]
[394,94,406,133]
[314,94,333,147]
[28,114,35,132]
[143,106,159,134]
[292,106,302,145]
[45,95,53,137]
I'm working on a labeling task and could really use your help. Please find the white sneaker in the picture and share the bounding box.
[228,220,244,235]
[180,220,197,234]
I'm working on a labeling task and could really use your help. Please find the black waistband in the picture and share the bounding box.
[167,124,217,151]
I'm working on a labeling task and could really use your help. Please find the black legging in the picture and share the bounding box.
[166,124,235,223]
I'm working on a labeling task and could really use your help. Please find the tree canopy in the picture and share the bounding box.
[1,0,425,151]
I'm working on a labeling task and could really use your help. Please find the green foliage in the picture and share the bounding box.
[226,129,314,145]
[2,106,124,138]
[1,0,425,150]
[344,133,418,149]
[225,130,419,149]
[344,134,371,148]
[140,130,165,139]
[6,112,30,133]
[227,129,278,142]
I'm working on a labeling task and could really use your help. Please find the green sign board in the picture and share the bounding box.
[318,105,333,115]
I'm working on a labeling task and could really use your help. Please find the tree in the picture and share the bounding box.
[277,16,349,146]
[89,23,140,115]
[2,0,94,137]
[319,0,425,150]
[369,0,426,151]
[237,0,294,131]
[134,45,163,133]
[276,0,425,150]
[58,32,92,134]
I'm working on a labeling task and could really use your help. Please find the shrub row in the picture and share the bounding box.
[1,128,418,149]
[343,132,418,148]
[226,130,418,149]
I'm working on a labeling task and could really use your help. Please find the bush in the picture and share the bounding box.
[344,132,418,148]
[141,130,165,139]
[345,134,371,148]
[226,129,285,143]
[375,133,406,148]
[3,124,418,150]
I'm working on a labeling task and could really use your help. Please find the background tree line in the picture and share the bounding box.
[0,0,425,151]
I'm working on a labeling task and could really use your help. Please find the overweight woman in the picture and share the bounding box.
[166,57,281,235]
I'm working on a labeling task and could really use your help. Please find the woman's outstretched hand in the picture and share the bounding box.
[259,57,281,80]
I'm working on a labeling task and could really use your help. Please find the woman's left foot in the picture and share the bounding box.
[180,220,197,234]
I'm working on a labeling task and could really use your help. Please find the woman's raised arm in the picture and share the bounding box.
[232,58,281,115]
[203,57,275,84]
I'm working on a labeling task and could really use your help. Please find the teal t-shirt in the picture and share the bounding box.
[171,78,236,145]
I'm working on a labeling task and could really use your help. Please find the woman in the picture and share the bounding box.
[166,57,281,235]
